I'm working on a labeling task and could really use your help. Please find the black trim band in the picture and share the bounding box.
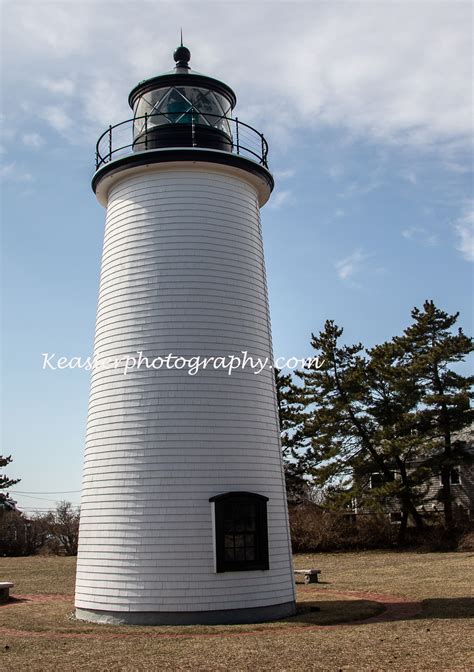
[209,492,269,502]
[129,73,237,110]
[91,148,274,196]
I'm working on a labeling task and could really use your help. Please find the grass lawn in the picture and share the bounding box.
[0,551,472,671]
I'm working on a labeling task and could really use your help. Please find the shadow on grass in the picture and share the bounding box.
[419,597,474,620]
[1,596,32,606]
[293,599,385,625]
[295,597,473,626]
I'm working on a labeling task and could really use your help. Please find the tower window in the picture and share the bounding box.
[370,471,395,489]
[209,492,269,572]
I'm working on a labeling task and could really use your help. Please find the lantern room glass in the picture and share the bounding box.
[133,86,232,136]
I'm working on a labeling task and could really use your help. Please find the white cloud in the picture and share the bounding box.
[264,4,471,151]
[41,78,75,96]
[268,189,292,210]
[402,226,438,247]
[22,133,45,149]
[403,171,417,185]
[273,168,295,180]
[454,205,474,262]
[335,248,370,282]
[0,163,14,179]
[81,76,127,127]
[328,165,345,180]
[40,106,73,132]
[0,162,33,183]
[339,175,384,200]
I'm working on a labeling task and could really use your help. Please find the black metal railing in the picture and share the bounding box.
[95,113,269,170]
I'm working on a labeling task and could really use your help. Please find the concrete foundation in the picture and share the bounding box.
[76,600,296,626]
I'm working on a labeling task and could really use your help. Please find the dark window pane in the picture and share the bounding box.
[234,535,244,548]
[234,519,245,533]
[245,547,255,561]
[224,535,234,549]
[234,547,245,561]
[370,472,394,489]
[245,534,255,547]
[244,514,256,531]
[224,548,235,560]
[165,90,192,124]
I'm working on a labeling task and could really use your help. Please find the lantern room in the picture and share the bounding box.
[128,44,236,152]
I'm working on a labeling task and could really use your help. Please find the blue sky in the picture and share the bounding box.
[1,1,473,514]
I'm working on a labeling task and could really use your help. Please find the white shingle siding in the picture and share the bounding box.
[75,163,295,615]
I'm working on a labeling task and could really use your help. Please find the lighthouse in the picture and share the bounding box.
[75,42,296,625]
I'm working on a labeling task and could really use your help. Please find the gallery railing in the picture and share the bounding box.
[94,112,269,170]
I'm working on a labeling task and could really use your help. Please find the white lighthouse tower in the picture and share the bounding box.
[75,42,296,625]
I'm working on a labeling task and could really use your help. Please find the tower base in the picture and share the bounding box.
[75,601,296,626]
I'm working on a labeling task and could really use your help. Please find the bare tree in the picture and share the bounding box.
[46,501,80,555]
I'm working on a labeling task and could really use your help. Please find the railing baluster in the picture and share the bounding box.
[235,117,240,156]
[145,112,148,151]
[191,109,196,147]
[261,133,265,166]
[108,125,112,162]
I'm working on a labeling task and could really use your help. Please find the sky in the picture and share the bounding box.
[1,1,473,514]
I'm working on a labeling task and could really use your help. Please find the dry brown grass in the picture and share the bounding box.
[0,556,76,595]
[0,592,382,636]
[0,552,472,671]
[294,550,473,601]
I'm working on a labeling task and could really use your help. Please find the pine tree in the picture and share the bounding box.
[364,339,432,539]
[275,368,307,501]
[393,300,473,537]
[0,455,20,506]
[297,302,472,544]
[298,320,426,543]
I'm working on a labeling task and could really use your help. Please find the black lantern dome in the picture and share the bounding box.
[129,44,237,153]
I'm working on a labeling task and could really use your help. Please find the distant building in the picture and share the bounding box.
[352,425,474,523]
